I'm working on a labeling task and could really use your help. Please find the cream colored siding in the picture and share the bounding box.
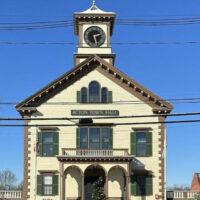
[108,168,125,197]
[27,69,164,200]
[65,168,81,198]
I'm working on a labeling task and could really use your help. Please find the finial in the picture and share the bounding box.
[93,0,96,6]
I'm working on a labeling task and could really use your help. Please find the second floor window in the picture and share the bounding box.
[130,131,152,157]
[136,132,146,156]
[43,133,53,156]
[78,127,112,149]
[38,132,59,157]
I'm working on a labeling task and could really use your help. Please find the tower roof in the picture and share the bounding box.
[81,1,115,14]
[73,1,116,36]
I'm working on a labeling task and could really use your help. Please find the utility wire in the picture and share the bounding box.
[1,119,200,127]
[0,97,200,105]
[1,41,200,46]
[0,112,200,121]
[2,17,200,30]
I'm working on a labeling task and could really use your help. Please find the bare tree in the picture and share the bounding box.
[0,170,17,190]
[167,184,190,191]
[16,181,23,190]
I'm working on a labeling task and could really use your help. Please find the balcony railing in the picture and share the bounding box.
[62,148,129,157]
[0,190,22,199]
[167,190,200,199]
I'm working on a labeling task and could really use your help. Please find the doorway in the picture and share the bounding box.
[84,166,105,200]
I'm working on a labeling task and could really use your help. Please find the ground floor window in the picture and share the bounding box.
[37,174,58,196]
[131,174,153,196]
[43,175,53,195]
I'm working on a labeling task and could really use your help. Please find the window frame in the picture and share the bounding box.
[136,175,146,196]
[80,81,111,104]
[42,132,54,157]
[136,132,147,157]
[89,81,100,103]
[42,175,53,196]
[81,87,87,103]
[79,127,111,149]
[101,87,108,103]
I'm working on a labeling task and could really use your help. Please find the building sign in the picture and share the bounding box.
[71,110,119,116]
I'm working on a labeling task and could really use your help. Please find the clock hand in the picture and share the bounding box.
[93,34,101,45]
[93,34,97,45]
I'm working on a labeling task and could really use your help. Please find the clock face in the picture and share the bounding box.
[84,26,106,47]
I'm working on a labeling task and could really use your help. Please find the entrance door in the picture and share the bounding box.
[84,166,105,200]
[85,176,99,200]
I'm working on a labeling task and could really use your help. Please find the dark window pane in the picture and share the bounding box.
[137,176,146,196]
[81,87,87,103]
[89,81,100,103]
[101,87,108,103]
[43,133,53,144]
[80,128,88,149]
[102,128,109,149]
[136,132,146,156]
[43,133,53,156]
[89,128,100,149]
[43,144,53,156]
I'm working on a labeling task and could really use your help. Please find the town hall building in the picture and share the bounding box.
[16,1,173,200]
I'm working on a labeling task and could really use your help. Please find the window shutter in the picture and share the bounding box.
[37,175,42,195]
[130,175,137,195]
[52,175,59,195]
[146,175,153,195]
[146,132,152,156]
[53,132,59,156]
[109,128,113,149]
[77,91,81,103]
[131,132,136,155]
[38,132,43,157]
[76,128,80,148]
[107,91,113,103]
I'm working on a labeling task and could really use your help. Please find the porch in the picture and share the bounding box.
[62,164,129,200]
[57,149,134,200]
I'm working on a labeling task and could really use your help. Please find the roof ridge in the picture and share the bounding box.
[16,55,173,114]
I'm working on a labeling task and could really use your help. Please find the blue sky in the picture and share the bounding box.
[0,0,200,187]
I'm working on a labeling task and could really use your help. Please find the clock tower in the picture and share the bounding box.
[74,1,116,66]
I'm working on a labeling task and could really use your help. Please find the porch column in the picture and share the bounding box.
[126,175,130,200]
[81,175,84,200]
[105,175,108,198]
[62,175,66,200]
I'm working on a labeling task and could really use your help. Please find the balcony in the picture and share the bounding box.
[0,190,22,199]
[166,190,200,199]
[57,148,134,162]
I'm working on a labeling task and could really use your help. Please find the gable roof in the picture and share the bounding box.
[190,173,200,191]
[16,55,173,115]
[197,173,200,184]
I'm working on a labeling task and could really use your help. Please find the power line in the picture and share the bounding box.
[1,41,200,46]
[0,112,200,121]
[1,119,200,127]
[2,17,200,31]
[1,97,200,106]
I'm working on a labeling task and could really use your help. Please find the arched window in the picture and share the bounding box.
[101,87,108,103]
[89,81,100,103]
[81,87,87,103]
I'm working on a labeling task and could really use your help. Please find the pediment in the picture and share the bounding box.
[16,55,173,115]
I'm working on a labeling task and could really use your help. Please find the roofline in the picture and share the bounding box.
[16,55,173,112]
